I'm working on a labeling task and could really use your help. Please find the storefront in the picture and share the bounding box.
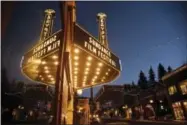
[162,64,187,121]
[172,102,185,120]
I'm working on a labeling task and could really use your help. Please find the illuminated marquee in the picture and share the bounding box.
[74,24,121,71]
[22,30,62,68]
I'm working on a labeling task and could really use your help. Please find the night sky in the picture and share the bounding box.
[2,1,187,97]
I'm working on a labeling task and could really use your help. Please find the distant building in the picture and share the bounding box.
[74,97,90,125]
[94,85,124,109]
[23,83,53,110]
[94,84,136,116]
[162,64,187,120]
[124,82,170,120]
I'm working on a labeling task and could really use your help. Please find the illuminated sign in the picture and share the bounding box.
[22,30,62,68]
[40,9,55,41]
[74,24,121,71]
[97,13,107,47]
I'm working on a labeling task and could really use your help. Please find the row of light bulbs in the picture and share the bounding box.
[73,48,111,87]
[36,55,58,84]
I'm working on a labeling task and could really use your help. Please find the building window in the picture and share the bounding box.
[180,81,187,95]
[168,86,177,95]
[172,102,185,120]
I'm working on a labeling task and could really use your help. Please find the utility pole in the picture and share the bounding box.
[53,1,75,125]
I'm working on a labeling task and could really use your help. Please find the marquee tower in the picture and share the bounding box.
[39,9,55,42]
[97,12,108,48]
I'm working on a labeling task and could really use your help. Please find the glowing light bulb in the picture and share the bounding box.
[52,55,58,59]
[54,61,59,65]
[98,62,103,67]
[74,56,79,60]
[74,48,79,53]
[87,56,92,61]
[41,61,46,65]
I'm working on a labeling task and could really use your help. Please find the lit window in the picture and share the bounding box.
[180,81,187,95]
[168,86,177,95]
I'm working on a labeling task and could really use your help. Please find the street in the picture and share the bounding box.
[101,118,187,125]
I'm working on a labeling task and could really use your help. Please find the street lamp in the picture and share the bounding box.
[149,99,154,104]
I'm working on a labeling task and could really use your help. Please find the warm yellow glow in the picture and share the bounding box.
[52,55,58,59]
[74,71,78,74]
[77,89,83,95]
[51,78,54,81]
[41,78,44,80]
[92,79,95,82]
[101,79,104,82]
[54,61,59,65]
[41,61,46,65]
[85,68,89,71]
[108,69,111,72]
[106,72,109,75]
[44,66,48,70]
[103,76,106,79]
[87,56,92,61]
[48,75,52,78]
[35,59,41,64]
[98,62,103,67]
[74,48,79,53]
[96,71,100,75]
[35,70,39,73]
[85,71,89,75]
[83,80,86,83]
[83,76,87,80]
[39,75,42,77]
[74,83,77,87]
[94,76,98,79]
[51,81,55,84]
[74,62,79,66]
[74,75,77,79]
[74,56,79,60]
[86,62,91,66]
[83,83,85,86]
[45,70,49,73]
[74,67,78,71]
[96,68,100,71]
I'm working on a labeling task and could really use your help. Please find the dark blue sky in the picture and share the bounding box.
[2,1,187,96]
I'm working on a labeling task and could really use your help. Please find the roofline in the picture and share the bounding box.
[162,64,187,81]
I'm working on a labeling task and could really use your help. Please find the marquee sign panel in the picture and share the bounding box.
[21,24,121,88]
[21,30,62,85]
[72,24,121,89]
